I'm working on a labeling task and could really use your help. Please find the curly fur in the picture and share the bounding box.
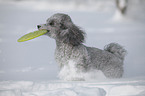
[38,13,127,81]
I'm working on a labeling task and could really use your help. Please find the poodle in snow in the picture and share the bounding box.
[37,13,127,81]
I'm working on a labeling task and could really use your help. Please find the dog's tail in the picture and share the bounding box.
[104,43,127,60]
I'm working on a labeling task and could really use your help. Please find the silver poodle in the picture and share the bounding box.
[37,13,127,81]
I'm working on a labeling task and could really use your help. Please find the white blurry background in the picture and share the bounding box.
[0,0,145,81]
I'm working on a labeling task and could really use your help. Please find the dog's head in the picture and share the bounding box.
[37,13,85,46]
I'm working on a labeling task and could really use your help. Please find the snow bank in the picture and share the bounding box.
[110,85,145,96]
[0,78,145,96]
[0,81,106,96]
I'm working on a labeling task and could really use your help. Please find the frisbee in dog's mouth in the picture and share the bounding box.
[17,29,48,42]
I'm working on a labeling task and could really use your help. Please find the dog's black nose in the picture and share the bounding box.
[37,25,41,29]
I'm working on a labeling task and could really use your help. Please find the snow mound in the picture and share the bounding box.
[23,86,106,96]
[0,78,145,96]
[110,85,145,96]
[0,81,106,96]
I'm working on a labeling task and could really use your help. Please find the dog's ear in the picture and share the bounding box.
[58,24,85,46]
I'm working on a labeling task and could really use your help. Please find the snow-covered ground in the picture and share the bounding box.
[0,0,145,96]
[0,78,145,96]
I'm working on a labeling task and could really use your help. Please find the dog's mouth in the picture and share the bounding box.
[17,29,48,42]
[44,30,50,35]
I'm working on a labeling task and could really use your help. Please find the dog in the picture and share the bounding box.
[37,13,127,81]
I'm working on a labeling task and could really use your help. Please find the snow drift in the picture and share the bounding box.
[0,78,145,96]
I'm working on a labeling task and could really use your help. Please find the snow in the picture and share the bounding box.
[0,0,145,96]
[0,78,145,96]
[59,60,106,81]
[58,60,85,81]
[113,0,145,21]
[0,0,114,12]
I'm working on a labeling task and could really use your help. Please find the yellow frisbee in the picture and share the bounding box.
[17,30,47,42]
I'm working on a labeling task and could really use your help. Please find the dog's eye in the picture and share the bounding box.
[49,21,55,26]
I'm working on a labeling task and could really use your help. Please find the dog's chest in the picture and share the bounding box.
[55,43,90,71]
[55,44,73,67]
